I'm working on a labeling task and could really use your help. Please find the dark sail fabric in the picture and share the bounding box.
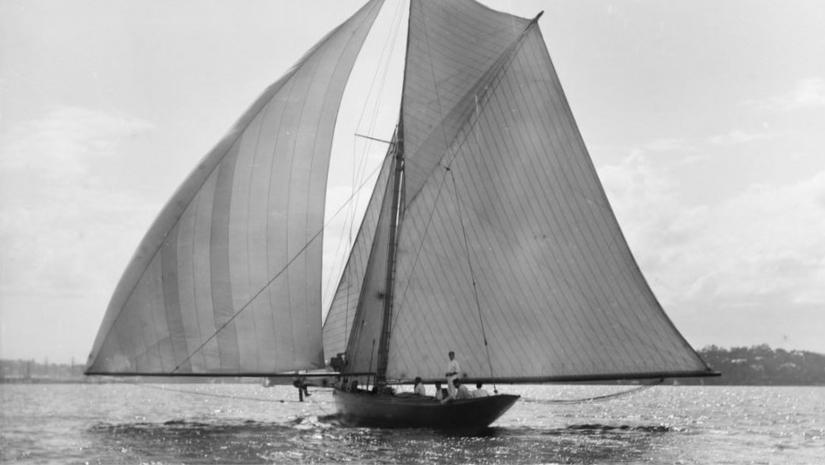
[386,7,710,382]
[341,148,399,377]
[401,0,530,206]
[322,151,394,362]
[85,0,385,375]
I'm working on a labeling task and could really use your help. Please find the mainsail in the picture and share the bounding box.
[86,0,385,375]
[333,0,712,383]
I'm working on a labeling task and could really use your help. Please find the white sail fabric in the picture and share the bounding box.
[85,0,385,375]
[401,0,529,206]
[322,152,394,361]
[385,6,709,382]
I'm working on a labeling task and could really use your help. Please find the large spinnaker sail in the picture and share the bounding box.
[86,0,385,375]
[384,0,712,382]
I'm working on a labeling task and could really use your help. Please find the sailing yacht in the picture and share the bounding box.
[86,0,715,429]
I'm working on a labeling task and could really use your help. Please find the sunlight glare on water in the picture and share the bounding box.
[1,384,823,464]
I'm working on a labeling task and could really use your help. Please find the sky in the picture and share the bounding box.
[1,0,824,364]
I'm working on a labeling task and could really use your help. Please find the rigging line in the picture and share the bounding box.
[388,167,452,335]
[322,159,385,307]
[386,10,540,337]
[355,133,393,144]
[522,378,664,405]
[135,383,302,404]
[327,1,405,314]
[385,65,508,337]
[351,0,404,192]
[448,168,495,383]
[172,159,387,373]
[91,4,386,367]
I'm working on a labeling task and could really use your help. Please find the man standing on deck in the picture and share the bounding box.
[445,351,461,396]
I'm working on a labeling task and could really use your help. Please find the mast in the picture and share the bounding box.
[375,125,403,386]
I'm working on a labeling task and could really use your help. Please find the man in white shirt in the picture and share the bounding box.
[472,382,490,398]
[441,378,472,403]
[413,377,426,396]
[434,381,447,401]
[445,351,460,396]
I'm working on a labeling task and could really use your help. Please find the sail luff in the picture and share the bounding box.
[513,32,702,367]
[483,36,633,371]
[526,30,706,364]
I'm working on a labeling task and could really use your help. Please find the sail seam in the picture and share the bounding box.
[448,169,495,380]
[401,17,539,209]
[88,0,386,374]
[388,14,539,361]
[245,82,276,372]
[171,160,387,373]
[516,33,668,367]
[89,10,356,368]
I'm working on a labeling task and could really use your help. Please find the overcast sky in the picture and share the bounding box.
[1,0,824,364]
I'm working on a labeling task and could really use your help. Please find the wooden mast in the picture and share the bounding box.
[375,124,403,387]
[373,0,413,388]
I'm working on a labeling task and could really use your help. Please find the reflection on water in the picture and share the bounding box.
[85,418,670,464]
[2,384,823,464]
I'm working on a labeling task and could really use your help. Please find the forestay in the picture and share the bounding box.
[85,0,385,375]
[383,0,711,382]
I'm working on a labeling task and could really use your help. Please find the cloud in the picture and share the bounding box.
[641,137,693,152]
[708,130,778,146]
[744,77,825,111]
[600,150,825,319]
[0,107,156,299]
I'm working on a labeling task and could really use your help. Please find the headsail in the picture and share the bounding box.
[85,0,385,375]
[340,139,400,377]
[380,0,711,382]
[322,149,395,362]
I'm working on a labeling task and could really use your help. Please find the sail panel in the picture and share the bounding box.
[86,0,385,375]
[387,23,710,382]
[401,0,530,205]
[342,152,399,378]
[322,152,395,361]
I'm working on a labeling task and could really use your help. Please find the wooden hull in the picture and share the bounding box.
[333,389,519,429]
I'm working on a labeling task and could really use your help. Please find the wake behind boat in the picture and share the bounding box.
[85,0,716,429]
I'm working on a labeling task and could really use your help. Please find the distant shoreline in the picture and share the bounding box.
[3,345,823,386]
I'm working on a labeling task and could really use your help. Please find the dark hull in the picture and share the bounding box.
[333,389,519,429]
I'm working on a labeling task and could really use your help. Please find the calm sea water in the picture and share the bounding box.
[1,383,823,464]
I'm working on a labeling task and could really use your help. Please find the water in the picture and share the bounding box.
[1,384,823,464]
